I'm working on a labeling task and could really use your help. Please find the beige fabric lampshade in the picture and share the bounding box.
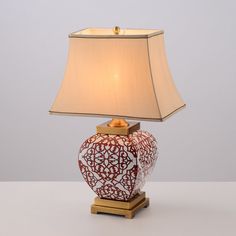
[50,28,185,121]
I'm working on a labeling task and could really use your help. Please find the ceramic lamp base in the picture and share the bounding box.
[91,192,149,219]
[78,130,158,201]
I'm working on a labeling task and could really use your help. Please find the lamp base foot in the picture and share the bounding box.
[91,192,149,219]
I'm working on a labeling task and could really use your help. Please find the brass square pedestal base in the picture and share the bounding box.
[91,192,149,219]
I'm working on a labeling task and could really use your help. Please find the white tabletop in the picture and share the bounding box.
[0,182,235,236]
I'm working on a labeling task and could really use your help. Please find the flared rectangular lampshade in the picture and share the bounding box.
[50,28,185,121]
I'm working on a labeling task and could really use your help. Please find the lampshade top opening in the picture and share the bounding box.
[70,28,164,38]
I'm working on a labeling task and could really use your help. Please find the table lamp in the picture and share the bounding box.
[50,26,185,218]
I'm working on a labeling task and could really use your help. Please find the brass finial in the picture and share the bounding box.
[113,26,120,35]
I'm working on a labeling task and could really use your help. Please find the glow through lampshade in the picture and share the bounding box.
[50,28,185,121]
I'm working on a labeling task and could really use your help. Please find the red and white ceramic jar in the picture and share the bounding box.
[78,130,158,201]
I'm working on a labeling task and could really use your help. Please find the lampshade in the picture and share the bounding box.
[50,28,185,121]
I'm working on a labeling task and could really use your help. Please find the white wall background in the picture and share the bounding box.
[0,0,235,181]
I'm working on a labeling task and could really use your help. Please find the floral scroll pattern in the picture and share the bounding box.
[78,131,157,201]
